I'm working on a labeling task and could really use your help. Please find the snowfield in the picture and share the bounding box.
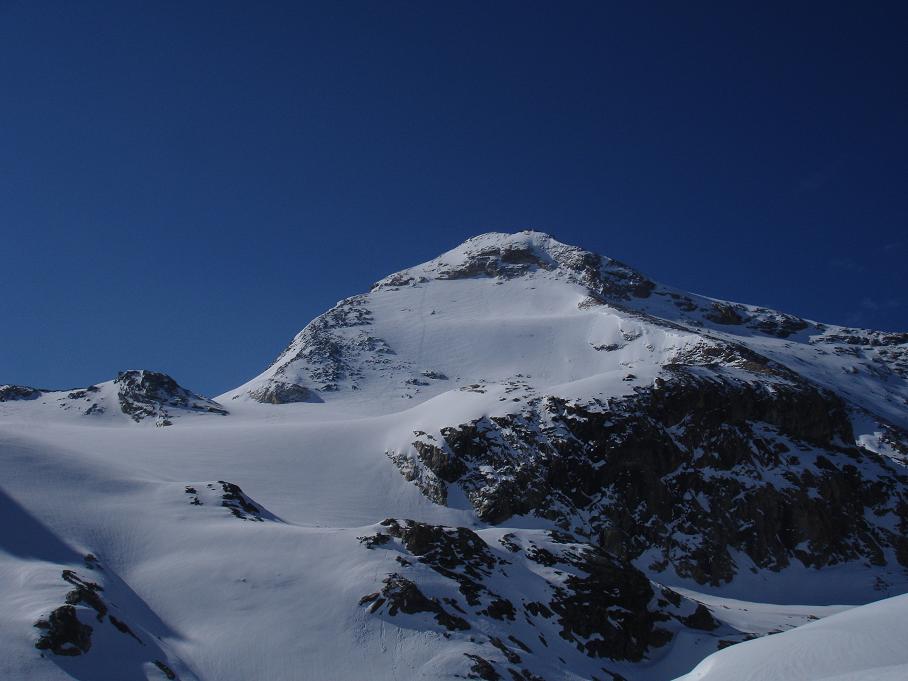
[2,231,906,680]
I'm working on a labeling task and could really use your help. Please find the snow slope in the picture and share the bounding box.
[676,593,908,681]
[2,231,906,681]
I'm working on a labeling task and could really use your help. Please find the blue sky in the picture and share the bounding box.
[1,1,906,396]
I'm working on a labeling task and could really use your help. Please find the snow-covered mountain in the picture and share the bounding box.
[2,231,906,681]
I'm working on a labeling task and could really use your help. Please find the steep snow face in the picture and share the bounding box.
[2,231,907,681]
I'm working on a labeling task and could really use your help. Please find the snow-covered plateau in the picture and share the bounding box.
[2,231,906,680]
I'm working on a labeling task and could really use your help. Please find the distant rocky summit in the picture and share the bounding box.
[0,369,226,424]
[114,369,228,423]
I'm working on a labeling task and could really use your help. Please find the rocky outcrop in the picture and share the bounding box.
[267,296,375,390]
[114,370,227,422]
[35,605,94,656]
[184,481,276,521]
[32,559,188,678]
[35,569,124,656]
[389,362,908,586]
[705,302,746,326]
[153,660,178,680]
[359,521,743,679]
[360,574,470,631]
[0,384,43,401]
[243,295,420,399]
[810,328,908,379]
[247,381,319,404]
[748,310,810,338]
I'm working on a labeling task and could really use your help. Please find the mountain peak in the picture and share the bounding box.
[113,369,228,423]
[371,229,655,300]
[223,229,907,430]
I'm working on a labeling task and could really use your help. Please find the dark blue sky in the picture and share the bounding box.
[2,1,906,396]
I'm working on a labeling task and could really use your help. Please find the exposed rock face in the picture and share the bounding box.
[271,296,379,390]
[361,574,470,631]
[359,520,741,678]
[465,653,501,680]
[387,445,449,505]
[247,381,319,404]
[35,605,94,656]
[0,384,43,401]
[748,309,810,338]
[35,570,118,656]
[237,295,403,400]
[389,360,908,586]
[61,569,108,621]
[153,660,178,680]
[705,302,746,326]
[114,370,227,422]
